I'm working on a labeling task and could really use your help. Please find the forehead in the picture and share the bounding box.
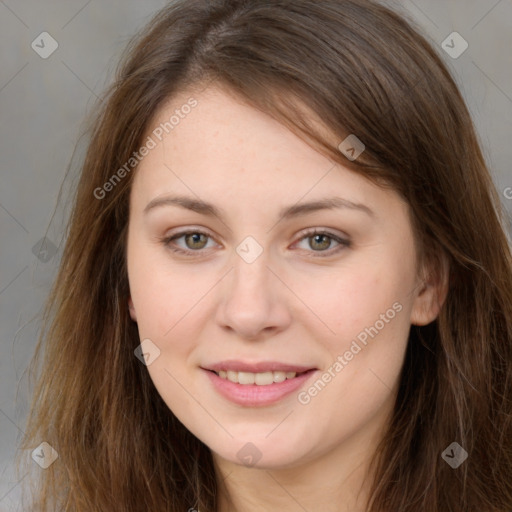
[130,85,406,222]
[151,86,328,163]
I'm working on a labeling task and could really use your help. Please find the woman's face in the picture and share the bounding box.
[126,85,441,470]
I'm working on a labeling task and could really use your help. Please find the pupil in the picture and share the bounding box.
[188,233,205,248]
[313,234,329,250]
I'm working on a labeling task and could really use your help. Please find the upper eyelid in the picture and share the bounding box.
[165,226,348,239]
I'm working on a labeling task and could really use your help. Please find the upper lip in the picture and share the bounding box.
[203,360,317,373]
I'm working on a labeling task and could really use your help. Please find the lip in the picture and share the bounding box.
[203,360,317,373]
[202,367,318,407]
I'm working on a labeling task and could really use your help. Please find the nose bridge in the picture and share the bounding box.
[216,236,290,338]
[230,238,272,297]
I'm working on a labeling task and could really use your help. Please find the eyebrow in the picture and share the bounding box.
[143,194,375,221]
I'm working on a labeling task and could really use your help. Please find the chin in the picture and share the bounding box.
[208,434,312,470]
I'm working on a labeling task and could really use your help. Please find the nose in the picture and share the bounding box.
[215,249,292,340]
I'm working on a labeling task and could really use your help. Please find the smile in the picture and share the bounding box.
[203,368,317,407]
[213,370,307,385]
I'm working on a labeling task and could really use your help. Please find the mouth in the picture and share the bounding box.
[201,361,318,407]
[207,369,313,385]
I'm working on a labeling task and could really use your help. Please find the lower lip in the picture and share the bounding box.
[203,369,317,407]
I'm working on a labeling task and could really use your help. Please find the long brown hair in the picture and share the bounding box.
[17,1,512,510]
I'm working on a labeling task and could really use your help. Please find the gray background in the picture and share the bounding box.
[0,0,511,509]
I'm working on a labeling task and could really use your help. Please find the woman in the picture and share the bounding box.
[18,0,512,511]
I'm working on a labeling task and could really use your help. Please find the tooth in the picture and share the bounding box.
[255,372,274,385]
[216,370,302,384]
[238,372,255,385]
[273,371,287,383]
[227,370,239,383]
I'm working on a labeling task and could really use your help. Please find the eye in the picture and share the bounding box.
[161,227,350,258]
[293,229,350,256]
[161,230,218,255]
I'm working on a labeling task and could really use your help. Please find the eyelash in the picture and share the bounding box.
[160,228,350,258]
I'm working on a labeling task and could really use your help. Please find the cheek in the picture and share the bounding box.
[294,263,405,339]
[127,240,207,335]
[132,272,205,341]
[295,267,410,430]
[130,261,205,410]
[291,248,414,390]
